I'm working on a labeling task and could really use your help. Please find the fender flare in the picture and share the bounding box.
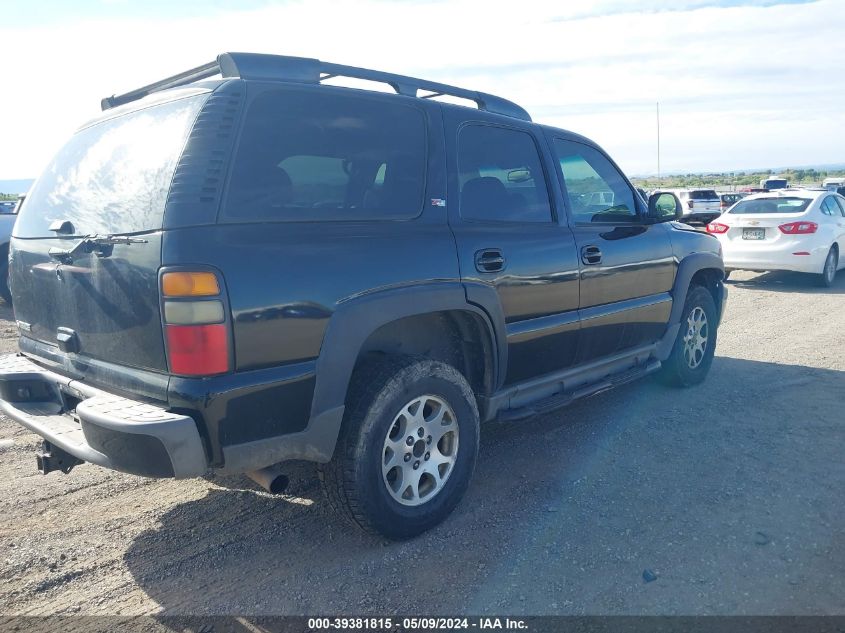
[310,281,505,422]
[655,251,725,361]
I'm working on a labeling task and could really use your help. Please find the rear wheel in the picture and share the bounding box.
[819,247,838,288]
[319,356,479,539]
[657,285,717,387]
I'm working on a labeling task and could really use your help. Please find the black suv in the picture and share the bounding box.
[0,53,726,538]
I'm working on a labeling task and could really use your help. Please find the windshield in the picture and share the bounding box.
[729,197,811,214]
[15,95,206,238]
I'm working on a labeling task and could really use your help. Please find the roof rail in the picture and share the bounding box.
[100,52,532,121]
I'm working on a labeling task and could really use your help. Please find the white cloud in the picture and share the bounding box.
[0,0,842,178]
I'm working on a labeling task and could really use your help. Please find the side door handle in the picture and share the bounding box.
[581,245,602,265]
[475,248,506,273]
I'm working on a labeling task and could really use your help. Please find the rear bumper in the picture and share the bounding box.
[680,212,721,224]
[0,353,208,478]
[723,246,827,274]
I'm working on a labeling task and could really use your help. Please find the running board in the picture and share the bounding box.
[497,360,661,422]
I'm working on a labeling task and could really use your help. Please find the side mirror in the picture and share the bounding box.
[646,192,682,223]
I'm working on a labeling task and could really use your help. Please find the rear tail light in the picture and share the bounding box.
[706,222,729,234]
[687,200,694,209]
[778,222,818,234]
[161,271,230,376]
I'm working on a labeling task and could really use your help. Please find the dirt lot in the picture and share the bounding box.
[0,270,843,616]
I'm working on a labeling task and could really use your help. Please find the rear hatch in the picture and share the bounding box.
[10,94,207,375]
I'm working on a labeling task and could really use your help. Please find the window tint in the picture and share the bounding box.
[729,197,811,214]
[553,139,637,224]
[690,190,718,200]
[15,95,206,238]
[834,196,845,216]
[457,125,552,223]
[223,89,426,222]
[821,197,842,217]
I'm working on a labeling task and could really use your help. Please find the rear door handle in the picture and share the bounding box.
[475,248,506,273]
[581,245,602,265]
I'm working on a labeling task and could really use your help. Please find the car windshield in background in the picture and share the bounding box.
[14,94,206,239]
[0,202,15,214]
[690,190,718,200]
[729,197,811,214]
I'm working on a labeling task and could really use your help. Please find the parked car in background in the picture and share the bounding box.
[719,192,747,213]
[707,189,845,287]
[661,188,722,224]
[822,178,845,196]
[760,177,788,191]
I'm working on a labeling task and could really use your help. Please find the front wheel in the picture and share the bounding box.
[819,247,838,288]
[319,356,480,539]
[657,285,718,387]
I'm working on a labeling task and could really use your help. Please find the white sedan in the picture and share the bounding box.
[707,189,845,287]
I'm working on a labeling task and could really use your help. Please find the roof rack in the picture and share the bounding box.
[100,52,532,121]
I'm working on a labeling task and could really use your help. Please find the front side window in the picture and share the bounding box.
[223,89,426,222]
[553,139,637,224]
[457,125,552,223]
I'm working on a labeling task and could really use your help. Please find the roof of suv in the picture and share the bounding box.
[100,52,532,122]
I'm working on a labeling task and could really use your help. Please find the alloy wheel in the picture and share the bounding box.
[381,395,459,507]
[683,306,709,370]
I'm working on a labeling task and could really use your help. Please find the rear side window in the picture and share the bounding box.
[457,125,552,223]
[223,89,426,222]
[690,190,718,200]
[729,197,811,214]
[821,196,845,217]
[15,95,206,238]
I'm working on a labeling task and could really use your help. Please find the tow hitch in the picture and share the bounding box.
[35,441,83,475]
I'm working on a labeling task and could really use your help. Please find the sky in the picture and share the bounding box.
[0,0,843,180]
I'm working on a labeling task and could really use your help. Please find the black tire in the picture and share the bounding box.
[818,247,838,288]
[0,253,11,306]
[656,285,718,388]
[319,355,480,539]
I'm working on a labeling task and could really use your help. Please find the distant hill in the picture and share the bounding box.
[0,179,34,195]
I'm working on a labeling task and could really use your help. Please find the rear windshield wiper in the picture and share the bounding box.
[48,234,148,263]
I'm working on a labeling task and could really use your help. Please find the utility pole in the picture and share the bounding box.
[656,101,661,185]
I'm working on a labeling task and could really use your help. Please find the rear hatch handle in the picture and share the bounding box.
[48,234,148,264]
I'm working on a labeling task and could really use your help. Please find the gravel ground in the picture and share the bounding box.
[0,270,843,616]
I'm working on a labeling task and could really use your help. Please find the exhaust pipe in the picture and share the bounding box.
[245,464,289,494]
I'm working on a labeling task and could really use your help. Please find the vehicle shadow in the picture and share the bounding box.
[728,270,845,294]
[124,356,845,616]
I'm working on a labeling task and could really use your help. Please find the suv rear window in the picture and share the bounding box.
[729,197,811,214]
[223,88,426,222]
[15,95,206,238]
[689,190,718,200]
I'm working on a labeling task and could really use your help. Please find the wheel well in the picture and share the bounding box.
[354,311,495,400]
[689,267,722,308]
